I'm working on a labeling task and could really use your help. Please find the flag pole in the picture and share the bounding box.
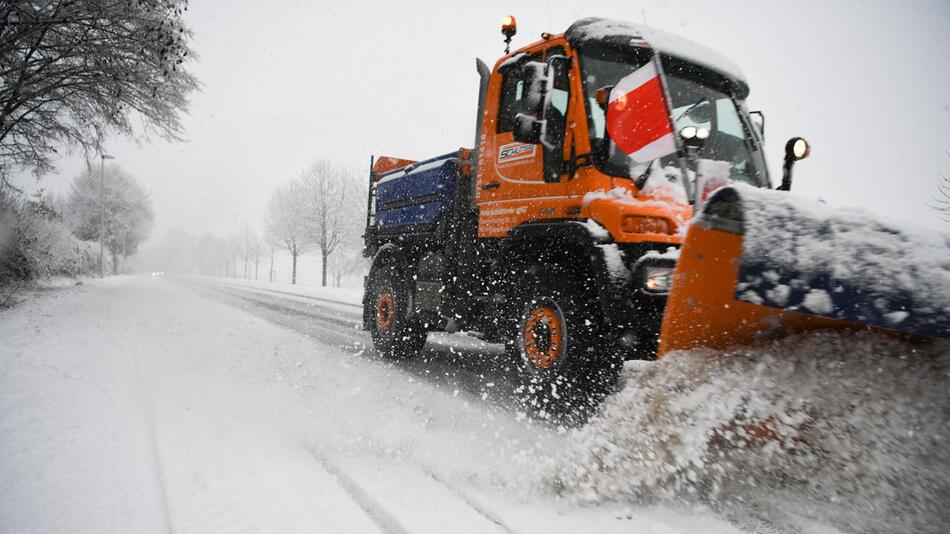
[650,51,694,203]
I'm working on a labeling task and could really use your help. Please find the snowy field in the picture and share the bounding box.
[2,275,948,533]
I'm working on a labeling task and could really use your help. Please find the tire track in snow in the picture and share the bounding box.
[130,342,175,534]
[186,282,368,351]
[418,466,518,534]
[140,393,175,534]
[187,281,521,533]
[303,447,412,534]
[306,446,517,534]
[201,279,363,310]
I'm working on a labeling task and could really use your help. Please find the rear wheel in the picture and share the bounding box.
[506,273,623,414]
[369,264,427,359]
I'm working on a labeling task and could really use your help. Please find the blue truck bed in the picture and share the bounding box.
[373,151,461,231]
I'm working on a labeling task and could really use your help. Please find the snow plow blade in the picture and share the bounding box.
[658,184,950,357]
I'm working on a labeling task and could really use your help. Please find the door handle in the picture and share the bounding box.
[482,181,500,190]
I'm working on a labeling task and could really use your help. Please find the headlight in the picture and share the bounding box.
[644,266,674,293]
[622,215,671,235]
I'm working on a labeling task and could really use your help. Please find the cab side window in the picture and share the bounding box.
[497,76,524,133]
[497,54,541,133]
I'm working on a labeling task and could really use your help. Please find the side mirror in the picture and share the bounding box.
[513,113,542,144]
[778,137,810,191]
[595,85,614,110]
[749,110,765,139]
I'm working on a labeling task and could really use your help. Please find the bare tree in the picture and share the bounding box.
[236,225,263,280]
[328,244,368,287]
[266,180,312,285]
[249,230,262,280]
[0,0,199,179]
[237,224,250,279]
[267,243,275,282]
[300,160,360,287]
[936,171,950,223]
[65,165,153,274]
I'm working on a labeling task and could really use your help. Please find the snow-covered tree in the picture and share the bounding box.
[65,166,153,274]
[300,160,362,287]
[0,182,94,295]
[266,180,312,285]
[0,0,199,180]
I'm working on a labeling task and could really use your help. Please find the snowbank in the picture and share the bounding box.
[541,331,950,533]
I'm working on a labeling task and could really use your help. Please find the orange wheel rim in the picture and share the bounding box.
[523,305,563,369]
[376,291,395,331]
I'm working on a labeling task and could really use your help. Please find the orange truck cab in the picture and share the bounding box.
[363,18,805,397]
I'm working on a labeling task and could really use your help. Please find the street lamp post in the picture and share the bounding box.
[99,153,115,278]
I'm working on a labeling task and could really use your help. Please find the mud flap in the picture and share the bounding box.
[658,185,950,357]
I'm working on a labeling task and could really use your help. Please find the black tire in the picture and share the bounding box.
[368,263,427,359]
[505,271,624,415]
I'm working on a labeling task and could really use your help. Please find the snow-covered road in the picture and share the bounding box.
[0,276,740,534]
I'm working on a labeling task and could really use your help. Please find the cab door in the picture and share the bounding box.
[477,44,575,238]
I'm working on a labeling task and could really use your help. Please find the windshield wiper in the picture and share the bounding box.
[635,162,654,189]
[675,97,709,122]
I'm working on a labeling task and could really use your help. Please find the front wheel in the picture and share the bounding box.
[507,281,623,414]
[368,264,427,359]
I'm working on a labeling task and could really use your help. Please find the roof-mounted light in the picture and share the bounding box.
[502,15,517,54]
[501,15,517,37]
[679,126,709,142]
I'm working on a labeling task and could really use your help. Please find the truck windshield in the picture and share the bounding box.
[579,44,764,188]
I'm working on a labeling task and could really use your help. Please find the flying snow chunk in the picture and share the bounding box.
[802,289,833,314]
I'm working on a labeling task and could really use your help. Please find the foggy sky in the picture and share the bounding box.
[13,0,950,244]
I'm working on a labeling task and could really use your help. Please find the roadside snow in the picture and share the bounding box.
[0,276,741,534]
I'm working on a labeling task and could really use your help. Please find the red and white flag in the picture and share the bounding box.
[606,61,678,163]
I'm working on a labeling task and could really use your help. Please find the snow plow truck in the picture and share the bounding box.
[362,17,950,400]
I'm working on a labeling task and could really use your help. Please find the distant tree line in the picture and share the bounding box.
[144,158,368,287]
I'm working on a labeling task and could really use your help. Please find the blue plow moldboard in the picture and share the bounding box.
[699,184,950,340]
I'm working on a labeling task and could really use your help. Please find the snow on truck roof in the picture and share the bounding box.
[565,17,748,96]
